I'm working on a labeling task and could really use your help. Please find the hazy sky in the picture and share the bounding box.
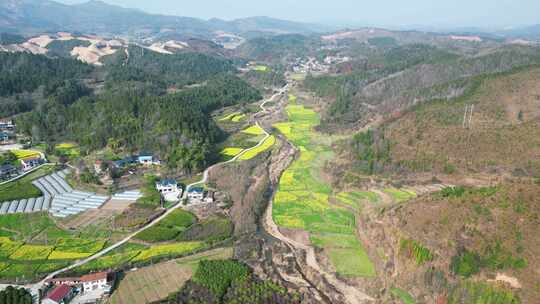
[58,0,540,28]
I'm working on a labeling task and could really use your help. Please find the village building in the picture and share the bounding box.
[81,272,111,293]
[43,284,75,304]
[112,156,137,169]
[187,187,204,201]
[0,131,9,144]
[0,120,15,132]
[20,156,43,171]
[155,179,179,193]
[0,164,18,179]
[156,179,182,202]
[204,191,215,203]
[112,153,160,168]
[46,277,82,286]
[137,153,160,166]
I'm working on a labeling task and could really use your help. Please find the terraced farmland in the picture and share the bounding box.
[0,235,109,280]
[10,150,41,159]
[0,211,118,281]
[335,191,380,211]
[272,96,375,277]
[219,112,246,123]
[383,188,417,202]
[241,125,265,136]
[238,135,276,160]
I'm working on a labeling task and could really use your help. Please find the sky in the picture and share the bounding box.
[58,0,540,29]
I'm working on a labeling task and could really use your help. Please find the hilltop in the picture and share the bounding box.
[0,0,331,38]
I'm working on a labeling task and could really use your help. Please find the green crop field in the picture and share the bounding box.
[135,209,196,243]
[9,245,54,260]
[76,250,142,273]
[238,135,276,160]
[219,112,246,123]
[272,98,375,277]
[241,125,265,136]
[10,150,41,159]
[390,287,416,304]
[132,242,205,262]
[384,188,417,202]
[220,147,244,158]
[336,191,380,211]
[0,212,117,280]
[0,212,57,240]
[254,65,269,72]
[54,143,80,158]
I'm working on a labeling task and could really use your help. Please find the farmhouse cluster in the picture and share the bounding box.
[154,178,214,204]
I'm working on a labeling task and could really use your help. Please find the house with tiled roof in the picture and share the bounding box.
[81,272,111,293]
[43,284,74,304]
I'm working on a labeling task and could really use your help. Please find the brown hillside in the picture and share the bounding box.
[364,183,540,303]
[385,67,540,176]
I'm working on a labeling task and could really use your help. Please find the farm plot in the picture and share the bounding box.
[335,191,380,211]
[254,65,269,72]
[238,135,276,160]
[10,150,41,159]
[0,212,120,280]
[134,209,195,243]
[132,242,205,262]
[48,238,107,260]
[219,112,246,123]
[75,239,207,273]
[0,212,57,240]
[241,125,265,136]
[9,245,54,260]
[384,188,417,203]
[110,247,233,304]
[218,128,266,161]
[272,99,375,277]
[220,148,243,158]
[0,237,22,258]
[54,143,80,158]
[111,260,193,304]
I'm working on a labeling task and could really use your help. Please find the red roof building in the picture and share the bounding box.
[43,284,74,304]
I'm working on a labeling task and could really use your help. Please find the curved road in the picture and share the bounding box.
[182,84,288,196]
[28,84,289,291]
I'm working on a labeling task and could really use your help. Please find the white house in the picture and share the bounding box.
[137,153,160,166]
[155,179,179,193]
[20,157,43,171]
[156,179,182,202]
[81,272,110,293]
[187,187,204,201]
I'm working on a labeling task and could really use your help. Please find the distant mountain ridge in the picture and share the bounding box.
[0,0,332,38]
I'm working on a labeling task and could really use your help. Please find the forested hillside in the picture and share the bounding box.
[17,74,261,171]
[104,46,236,88]
[236,34,321,63]
[0,52,93,117]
